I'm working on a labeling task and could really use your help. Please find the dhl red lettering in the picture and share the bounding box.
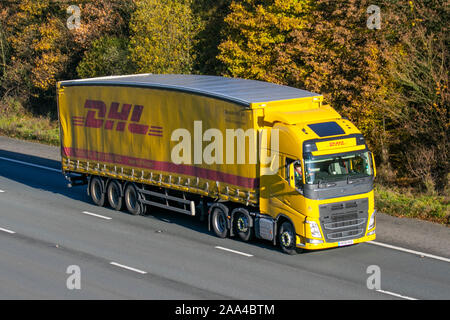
[130,105,144,122]
[108,102,132,120]
[329,141,344,147]
[80,99,162,137]
[128,123,149,135]
[84,100,106,128]
[116,122,126,131]
[104,120,114,130]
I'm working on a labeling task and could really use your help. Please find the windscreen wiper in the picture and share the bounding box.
[347,176,364,184]
[317,180,336,188]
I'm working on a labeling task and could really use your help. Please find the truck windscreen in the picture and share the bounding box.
[304,151,373,185]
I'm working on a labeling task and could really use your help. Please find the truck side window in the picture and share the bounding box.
[286,157,303,190]
[293,163,303,189]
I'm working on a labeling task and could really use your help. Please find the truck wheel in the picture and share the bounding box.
[279,221,298,255]
[211,206,229,238]
[234,210,253,242]
[107,180,123,211]
[124,183,143,215]
[90,176,105,207]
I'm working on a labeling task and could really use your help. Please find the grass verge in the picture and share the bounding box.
[375,184,449,225]
[0,98,59,145]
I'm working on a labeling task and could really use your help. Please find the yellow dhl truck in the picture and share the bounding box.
[57,74,376,254]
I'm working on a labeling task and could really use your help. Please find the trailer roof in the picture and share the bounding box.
[59,74,319,107]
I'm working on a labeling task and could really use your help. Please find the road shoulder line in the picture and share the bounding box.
[368,241,450,263]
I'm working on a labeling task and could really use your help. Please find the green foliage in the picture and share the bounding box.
[77,36,133,78]
[129,0,198,74]
[191,0,232,75]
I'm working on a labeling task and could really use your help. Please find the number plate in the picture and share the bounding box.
[338,240,354,247]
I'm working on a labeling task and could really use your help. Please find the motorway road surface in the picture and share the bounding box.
[0,137,449,300]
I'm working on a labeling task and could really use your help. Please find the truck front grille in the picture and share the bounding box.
[319,198,368,242]
[327,228,364,240]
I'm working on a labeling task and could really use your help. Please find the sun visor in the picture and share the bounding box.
[307,122,345,137]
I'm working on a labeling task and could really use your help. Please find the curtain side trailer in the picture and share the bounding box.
[58,74,376,254]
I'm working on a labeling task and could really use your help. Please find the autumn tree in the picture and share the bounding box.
[217,0,313,85]
[0,0,70,113]
[0,0,133,116]
[129,0,198,74]
[218,1,389,167]
[290,1,393,159]
[70,0,134,51]
[382,0,449,193]
[219,0,448,193]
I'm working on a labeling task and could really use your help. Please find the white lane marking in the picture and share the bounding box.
[0,227,16,234]
[0,189,5,193]
[368,241,450,263]
[81,211,112,220]
[376,289,417,300]
[215,246,253,257]
[110,262,147,274]
[0,156,60,173]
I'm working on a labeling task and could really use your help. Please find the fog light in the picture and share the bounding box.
[306,238,324,244]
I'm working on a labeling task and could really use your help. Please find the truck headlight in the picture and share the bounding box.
[368,210,376,231]
[307,220,322,238]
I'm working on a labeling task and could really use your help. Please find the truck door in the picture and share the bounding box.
[260,155,305,217]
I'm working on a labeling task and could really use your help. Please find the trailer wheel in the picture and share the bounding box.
[233,209,253,242]
[124,183,143,215]
[90,176,105,207]
[107,180,123,211]
[278,221,298,255]
[211,205,229,238]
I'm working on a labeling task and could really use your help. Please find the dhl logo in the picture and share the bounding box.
[71,100,162,137]
[329,141,345,147]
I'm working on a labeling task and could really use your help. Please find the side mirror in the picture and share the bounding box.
[288,162,296,189]
[371,152,376,178]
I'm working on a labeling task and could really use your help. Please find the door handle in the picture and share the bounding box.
[284,199,291,205]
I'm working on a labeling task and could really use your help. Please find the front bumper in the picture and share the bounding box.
[296,232,376,250]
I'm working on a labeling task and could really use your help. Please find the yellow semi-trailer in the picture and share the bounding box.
[57,74,377,254]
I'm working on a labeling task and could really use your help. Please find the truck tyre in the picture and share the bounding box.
[233,209,253,242]
[211,205,229,238]
[107,180,123,211]
[124,183,143,215]
[90,176,105,207]
[279,221,298,255]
